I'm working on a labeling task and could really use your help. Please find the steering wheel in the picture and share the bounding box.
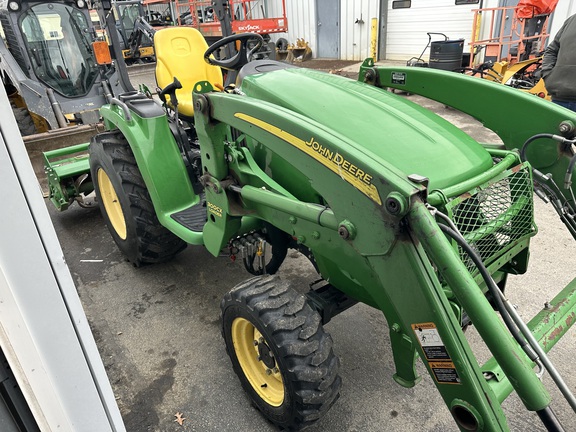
[204,33,264,71]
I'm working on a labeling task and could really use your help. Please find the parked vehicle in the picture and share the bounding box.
[0,0,133,137]
[112,0,155,64]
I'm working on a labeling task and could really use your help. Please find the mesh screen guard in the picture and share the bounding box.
[441,163,535,276]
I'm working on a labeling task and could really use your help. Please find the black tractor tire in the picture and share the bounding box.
[89,131,186,266]
[275,37,289,52]
[12,107,36,136]
[221,275,341,430]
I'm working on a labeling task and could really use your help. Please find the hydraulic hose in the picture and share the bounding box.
[101,80,113,104]
[520,133,576,189]
[46,88,68,128]
[519,133,562,162]
[537,407,565,432]
[437,223,537,361]
[499,284,576,414]
[519,133,576,238]
[437,217,576,420]
[565,154,576,189]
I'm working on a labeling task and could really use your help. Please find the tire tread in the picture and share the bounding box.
[90,131,186,265]
[221,275,341,430]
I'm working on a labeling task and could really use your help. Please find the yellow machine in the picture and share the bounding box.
[488,57,549,99]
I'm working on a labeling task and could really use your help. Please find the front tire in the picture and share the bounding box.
[89,131,186,266]
[221,275,341,430]
[13,107,36,136]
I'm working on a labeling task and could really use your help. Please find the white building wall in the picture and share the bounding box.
[549,0,576,39]
[266,0,283,18]
[340,0,380,61]
[269,0,317,57]
[385,0,479,61]
[270,0,576,60]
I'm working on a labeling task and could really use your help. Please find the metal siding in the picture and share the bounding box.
[270,0,317,57]
[385,0,478,61]
[266,0,283,18]
[550,0,576,39]
[340,0,381,60]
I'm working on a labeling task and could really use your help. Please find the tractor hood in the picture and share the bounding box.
[240,67,493,192]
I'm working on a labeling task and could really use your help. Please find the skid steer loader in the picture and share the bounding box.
[112,0,155,64]
[0,0,134,137]
[46,12,576,431]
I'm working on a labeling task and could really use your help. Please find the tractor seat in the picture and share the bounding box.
[154,27,223,117]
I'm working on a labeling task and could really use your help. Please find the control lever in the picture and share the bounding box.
[158,77,182,107]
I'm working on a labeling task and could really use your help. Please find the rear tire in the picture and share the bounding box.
[89,131,186,266]
[12,107,36,136]
[221,275,341,430]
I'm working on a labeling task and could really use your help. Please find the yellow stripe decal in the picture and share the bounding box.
[235,113,382,205]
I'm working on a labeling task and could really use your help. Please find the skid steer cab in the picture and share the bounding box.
[0,0,133,137]
[48,25,576,431]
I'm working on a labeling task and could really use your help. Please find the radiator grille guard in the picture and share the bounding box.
[442,163,536,275]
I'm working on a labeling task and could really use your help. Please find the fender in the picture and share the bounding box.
[99,99,204,245]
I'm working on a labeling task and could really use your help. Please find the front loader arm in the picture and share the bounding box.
[359,60,576,238]
[192,81,414,260]
[127,17,156,60]
[358,59,576,151]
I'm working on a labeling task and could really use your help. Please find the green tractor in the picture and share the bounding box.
[46,10,576,431]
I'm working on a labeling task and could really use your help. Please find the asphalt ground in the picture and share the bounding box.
[45,61,576,432]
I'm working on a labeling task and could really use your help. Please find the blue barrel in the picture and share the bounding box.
[429,39,464,71]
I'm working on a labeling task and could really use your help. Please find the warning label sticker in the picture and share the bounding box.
[430,361,461,384]
[411,322,450,360]
[391,71,406,85]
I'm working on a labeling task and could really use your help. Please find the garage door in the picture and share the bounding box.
[385,0,478,61]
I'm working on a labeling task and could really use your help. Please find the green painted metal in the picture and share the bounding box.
[240,67,494,192]
[482,276,576,404]
[364,213,512,430]
[427,153,517,205]
[359,59,576,209]
[43,143,90,211]
[408,201,551,412]
[99,103,204,245]
[238,186,339,230]
[190,84,571,429]
[529,277,576,353]
[193,87,417,266]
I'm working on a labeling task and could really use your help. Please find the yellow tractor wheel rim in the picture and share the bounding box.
[231,317,284,406]
[97,168,127,240]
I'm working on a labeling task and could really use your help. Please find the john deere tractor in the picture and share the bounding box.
[46,11,576,431]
